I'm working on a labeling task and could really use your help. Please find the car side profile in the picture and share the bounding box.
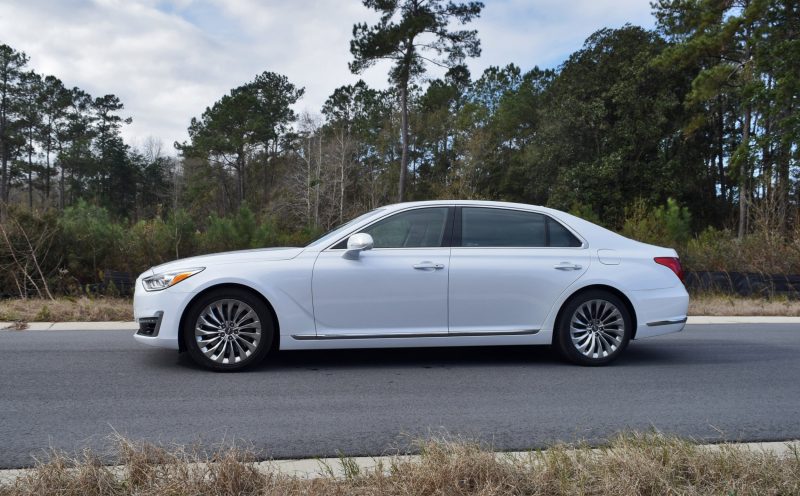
[133,200,688,370]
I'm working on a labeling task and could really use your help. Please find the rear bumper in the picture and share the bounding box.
[629,284,689,339]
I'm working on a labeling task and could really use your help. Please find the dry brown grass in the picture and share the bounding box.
[689,293,800,316]
[1,433,798,495]
[0,297,132,323]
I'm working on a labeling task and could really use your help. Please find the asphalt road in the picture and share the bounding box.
[1,324,799,469]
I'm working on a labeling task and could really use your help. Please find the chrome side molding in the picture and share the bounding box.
[291,329,539,341]
[646,317,688,327]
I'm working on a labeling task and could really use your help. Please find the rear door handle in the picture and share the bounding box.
[554,262,582,271]
[413,261,445,270]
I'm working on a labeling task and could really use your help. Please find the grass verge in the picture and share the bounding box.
[689,293,800,316]
[0,297,133,323]
[1,432,798,495]
[1,294,799,324]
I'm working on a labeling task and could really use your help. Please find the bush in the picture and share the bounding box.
[125,211,197,273]
[2,198,797,299]
[685,227,800,274]
[621,198,691,250]
[200,204,259,253]
[59,200,126,281]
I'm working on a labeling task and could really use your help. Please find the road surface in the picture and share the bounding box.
[1,324,799,468]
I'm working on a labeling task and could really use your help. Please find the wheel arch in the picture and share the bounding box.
[178,283,280,353]
[552,284,638,344]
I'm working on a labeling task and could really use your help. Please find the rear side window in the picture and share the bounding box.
[548,218,583,247]
[460,208,581,248]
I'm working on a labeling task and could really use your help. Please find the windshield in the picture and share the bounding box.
[305,208,386,248]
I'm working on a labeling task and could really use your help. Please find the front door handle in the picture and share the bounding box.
[413,261,445,270]
[554,262,582,271]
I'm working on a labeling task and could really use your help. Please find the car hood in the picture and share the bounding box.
[147,247,303,275]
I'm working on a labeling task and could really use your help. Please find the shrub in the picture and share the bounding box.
[686,227,800,274]
[621,198,691,250]
[59,200,126,281]
[200,203,259,253]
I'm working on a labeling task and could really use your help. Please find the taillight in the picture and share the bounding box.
[654,257,684,282]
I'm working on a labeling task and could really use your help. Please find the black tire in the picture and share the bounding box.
[182,288,274,371]
[555,290,632,366]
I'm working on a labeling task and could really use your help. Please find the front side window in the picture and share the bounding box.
[340,207,450,249]
[460,208,581,248]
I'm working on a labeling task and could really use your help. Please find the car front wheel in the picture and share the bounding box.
[555,290,632,366]
[183,288,274,371]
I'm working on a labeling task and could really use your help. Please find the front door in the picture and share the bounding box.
[312,207,453,336]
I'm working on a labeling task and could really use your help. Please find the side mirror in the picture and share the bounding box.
[343,233,374,259]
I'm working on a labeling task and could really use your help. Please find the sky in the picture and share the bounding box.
[0,0,655,153]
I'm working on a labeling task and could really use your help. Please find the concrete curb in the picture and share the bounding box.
[687,316,800,324]
[2,316,800,331]
[0,321,137,331]
[1,440,797,483]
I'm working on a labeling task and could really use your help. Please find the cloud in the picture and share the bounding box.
[0,0,655,153]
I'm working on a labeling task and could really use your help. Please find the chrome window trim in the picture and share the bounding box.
[323,204,588,251]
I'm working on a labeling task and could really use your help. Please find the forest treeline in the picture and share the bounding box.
[0,0,798,296]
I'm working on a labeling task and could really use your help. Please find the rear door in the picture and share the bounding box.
[448,207,590,334]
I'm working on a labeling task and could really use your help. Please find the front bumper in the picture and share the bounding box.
[133,281,192,350]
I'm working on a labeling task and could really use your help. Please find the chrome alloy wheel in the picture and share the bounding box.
[194,299,262,364]
[569,299,625,359]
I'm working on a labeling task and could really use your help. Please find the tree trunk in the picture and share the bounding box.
[27,150,33,210]
[305,136,311,226]
[716,98,726,202]
[236,149,245,207]
[58,143,65,211]
[399,83,409,202]
[315,132,321,227]
[0,70,7,211]
[27,124,34,210]
[44,136,51,205]
[339,127,346,224]
[738,104,751,239]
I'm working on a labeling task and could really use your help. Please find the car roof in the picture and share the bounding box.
[381,199,550,212]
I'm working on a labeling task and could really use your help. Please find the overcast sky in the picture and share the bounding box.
[0,0,654,152]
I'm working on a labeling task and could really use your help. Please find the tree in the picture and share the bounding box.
[17,71,42,209]
[349,0,483,201]
[181,71,303,212]
[540,27,689,224]
[653,0,773,237]
[37,75,71,205]
[58,88,94,209]
[0,44,29,209]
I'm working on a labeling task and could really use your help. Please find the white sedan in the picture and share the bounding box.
[133,200,688,370]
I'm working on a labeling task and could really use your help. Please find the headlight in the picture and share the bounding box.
[142,268,204,292]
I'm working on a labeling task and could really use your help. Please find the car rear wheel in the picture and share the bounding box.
[555,290,631,366]
[183,288,274,371]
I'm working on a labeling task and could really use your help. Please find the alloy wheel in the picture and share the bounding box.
[569,299,625,359]
[194,299,262,365]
